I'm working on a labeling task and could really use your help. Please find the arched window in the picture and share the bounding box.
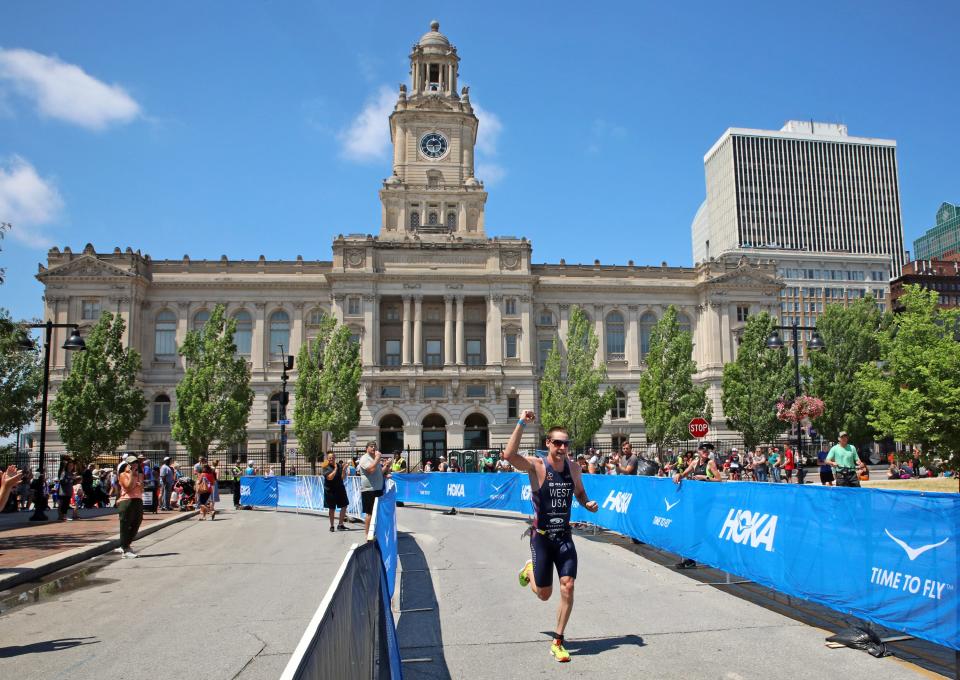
[153,394,171,426]
[677,312,692,335]
[463,413,489,450]
[269,393,283,423]
[155,310,177,357]
[269,311,290,358]
[610,390,627,420]
[233,311,252,356]
[379,414,404,454]
[422,414,446,429]
[193,310,210,331]
[428,211,439,226]
[640,311,657,358]
[410,211,420,229]
[446,212,457,229]
[606,311,625,360]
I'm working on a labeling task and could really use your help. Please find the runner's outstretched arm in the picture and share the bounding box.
[503,410,536,472]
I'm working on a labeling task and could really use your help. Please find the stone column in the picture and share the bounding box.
[455,296,465,365]
[291,302,305,359]
[444,296,454,366]
[626,305,640,369]
[402,296,412,366]
[520,296,532,363]
[176,301,190,370]
[487,295,502,365]
[252,302,266,371]
[594,304,605,367]
[558,304,570,356]
[720,303,732,364]
[330,294,345,324]
[413,296,423,366]
[362,295,377,366]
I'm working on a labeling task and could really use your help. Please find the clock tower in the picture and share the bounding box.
[379,21,488,239]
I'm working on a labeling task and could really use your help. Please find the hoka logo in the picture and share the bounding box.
[601,490,633,513]
[521,485,532,501]
[447,483,465,497]
[240,485,250,496]
[718,509,778,552]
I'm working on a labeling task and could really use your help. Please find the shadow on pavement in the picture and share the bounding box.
[396,531,452,680]
[0,636,100,658]
[560,633,646,657]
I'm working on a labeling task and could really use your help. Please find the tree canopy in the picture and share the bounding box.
[0,310,42,440]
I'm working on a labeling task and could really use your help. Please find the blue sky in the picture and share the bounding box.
[1,1,958,321]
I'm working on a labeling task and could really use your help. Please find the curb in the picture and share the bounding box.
[0,510,199,592]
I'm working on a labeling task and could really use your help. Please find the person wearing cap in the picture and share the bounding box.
[826,432,866,487]
[159,456,175,511]
[116,454,144,558]
[673,443,722,484]
[727,447,742,481]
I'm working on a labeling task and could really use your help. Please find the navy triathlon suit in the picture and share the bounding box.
[528,455,578,588]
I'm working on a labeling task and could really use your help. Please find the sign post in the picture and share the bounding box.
[688,417,709,439]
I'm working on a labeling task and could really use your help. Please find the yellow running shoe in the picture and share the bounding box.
[550,641,571,663]
[518,559,532,587]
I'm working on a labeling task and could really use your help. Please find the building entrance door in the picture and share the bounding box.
[421,414,447,464]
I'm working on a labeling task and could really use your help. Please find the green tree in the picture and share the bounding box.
[721,312,793,450]
[857,285,960,476]
[293,312,337,473]
[808,296,885,443]
[0,311,42,439]
[49,312,147,467]
[171,304,253,461]
[539,305,614,448]
[637,305,712,454]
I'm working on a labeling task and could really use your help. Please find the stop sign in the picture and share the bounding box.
[688,417,709,439]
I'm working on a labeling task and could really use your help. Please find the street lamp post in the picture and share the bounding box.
[18,321,86,521]
[278,346,294,476]
[765,321,826,484]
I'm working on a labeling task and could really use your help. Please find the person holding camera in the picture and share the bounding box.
[359,441,385,535]
[322,452,349,532]
[504,410,599,664]
[116,454,144,558]
[826,432,866,487]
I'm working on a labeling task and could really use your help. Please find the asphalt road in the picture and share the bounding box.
[0,504,360,680]
[395,506,930,680]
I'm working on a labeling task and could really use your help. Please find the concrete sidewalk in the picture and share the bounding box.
[0,505,197,591]
[395,507,932,680]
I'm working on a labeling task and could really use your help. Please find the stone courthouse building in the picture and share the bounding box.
[36,22,782,460]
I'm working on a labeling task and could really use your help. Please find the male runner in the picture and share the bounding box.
[502,410,599,663]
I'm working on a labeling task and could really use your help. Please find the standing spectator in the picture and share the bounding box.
[449,458,462,473]
[196,464,217,519]
[783,446,796,484]
[496,455,512,473]
[615,441,638,475]
[768,447,782,483]
[244,461,255,476]
[358,441,385,535]
[56,457,77,522]
[423,459,433,473]
[437,456,448,472]
[231,460,244,509]
[193,456,205,479]
[817,446,834,485]
[727,448,742,481]
[211,459,221,506]
[752,447,769,482]
[910,449,922,478]
[17,468,32,510]
[116,454,144,558]
[826,432,866,487]
[483,450,497,473]
[265,466,275,478]
[587,448,601,474]
[321,452,349,532]
[109,465,120,506]
[80,464,95,508]
[347,457,358,476]
[159,457,175,510]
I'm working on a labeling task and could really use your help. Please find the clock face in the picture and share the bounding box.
[419,132,448,160]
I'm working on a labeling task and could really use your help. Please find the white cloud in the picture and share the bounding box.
[476,162,506,185]
[0,48,140,131]
[586,118,628,154]
[340,85,395,161]
[472,101,503,156]
[0,156,62,248]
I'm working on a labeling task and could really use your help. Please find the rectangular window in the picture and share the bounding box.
[505,333,518,359]
[507,395,518,419]
[81,300,101,320]
[466,384,486,398]
[423,384,444,399]
[380,385,402,398]
[349,333,361,347]
[384,306,400,321]
[466,338,483,366]
[504,298,517,316]
[383,339,401,366]
[736,305,749,322]
[538,338,554,372]
[347,296,361,316]
[425,339,443,367]
[153,401,170,426]
[871,271,886,282]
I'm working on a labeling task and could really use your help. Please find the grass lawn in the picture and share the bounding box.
[861,477,958,493]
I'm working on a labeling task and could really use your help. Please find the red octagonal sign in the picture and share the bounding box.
[688,417,709,439]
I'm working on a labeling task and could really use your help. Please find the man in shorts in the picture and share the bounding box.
[322,452,350,532]
[358,441,385,535]
[826,432,865,487]
[502,410,599,663]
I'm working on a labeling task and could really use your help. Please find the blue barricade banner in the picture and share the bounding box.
[393,471,960,650]
[375,480,399,597]
[240,475,278,506]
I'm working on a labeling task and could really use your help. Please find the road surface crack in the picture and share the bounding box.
[230,631,268,679]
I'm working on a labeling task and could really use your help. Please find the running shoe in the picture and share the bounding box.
[122,551,139,559]
[518,559,532,587]
[550,641,571,663]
